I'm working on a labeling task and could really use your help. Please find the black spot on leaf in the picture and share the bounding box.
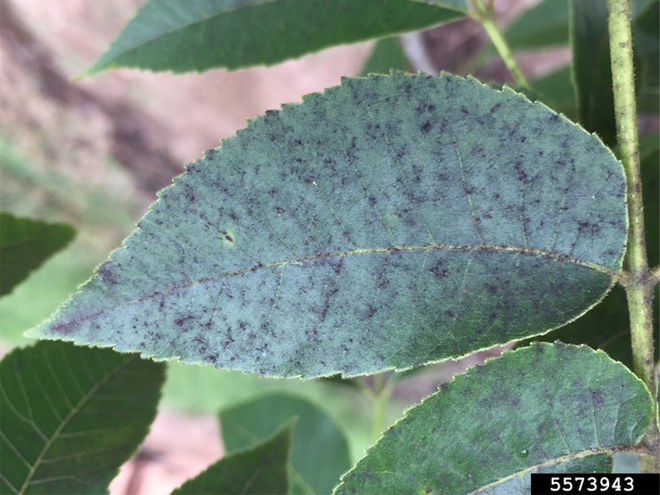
[98,262,118,285]
[429,261,449,279]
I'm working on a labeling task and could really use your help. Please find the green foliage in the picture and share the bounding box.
[526,148,660,368]
[6,0,658,492]
[172,421,293,495]
[0,214,75,297]
[221,393,351,494]
[501,0,569,50]
[570,0,617,146]
[0,341,164,495]
[497,0,653,53]
[335,343,653,494]
[84,0,467,75]
[633,1,660,113]
[483,0,656,120]
[29,73,627,379]
[361,37,410,76]
[640,136,659,267]
[530,66,576,119]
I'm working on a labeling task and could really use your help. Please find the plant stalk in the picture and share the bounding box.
[371,374,392,442]
[471,0,531,90]
[606,0,658,452]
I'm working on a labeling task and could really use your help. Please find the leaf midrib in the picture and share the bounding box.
[58,242,618,327]
[19,356,137,494]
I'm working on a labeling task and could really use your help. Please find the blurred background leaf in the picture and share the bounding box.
[172,421,293,495]
[360,37,410,76]
[220,393,351,495]
[570,0,617,146]
[0,213,75,297]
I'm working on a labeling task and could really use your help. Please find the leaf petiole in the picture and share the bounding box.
[471,0,531,90]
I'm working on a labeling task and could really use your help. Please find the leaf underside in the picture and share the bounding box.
[0,341,164,495]
[334,343,653,495]
[526,147,659,369]
[85,0,467,75]
[30,73,627,378]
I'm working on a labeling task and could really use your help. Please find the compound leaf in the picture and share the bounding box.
[221,393,351,494]
[334,343,653,494]
[171,421,293,495]
[30,73,627,378]
[0,214,75,298]
[84,0,467,75]
[0,341,164,495]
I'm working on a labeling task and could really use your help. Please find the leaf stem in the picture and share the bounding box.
[471,0,530,90]
[370,373,393,442]
[651,265,660,285]
[607,0,657,452]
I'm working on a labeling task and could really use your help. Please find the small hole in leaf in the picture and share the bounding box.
[221,230,235,243]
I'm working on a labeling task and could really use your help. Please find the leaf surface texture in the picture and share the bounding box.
[31,73,627,377]
[334,343,653,494]
[0,341,164,494]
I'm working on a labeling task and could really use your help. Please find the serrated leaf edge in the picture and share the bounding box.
[27,73,628,379]
[333,342,653,494]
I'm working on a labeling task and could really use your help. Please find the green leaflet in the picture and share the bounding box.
[0,214,76,298]
[84,0,467,75]
[502,0,570,50]
[640,135,659,267]
[0,341,164,495]
[483,0,656,121]
[633,1,660,115]
[509,0,656,145]
[221,393,351,494]
[493,0,653,52]
[570,0,617,147]
[334,343,653,495]
[361,37,410,77]
[171,421,293,495]
[407,0,468,11]
[29,73,627,378]
[523,150,659,370]
[531,66,577,120]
